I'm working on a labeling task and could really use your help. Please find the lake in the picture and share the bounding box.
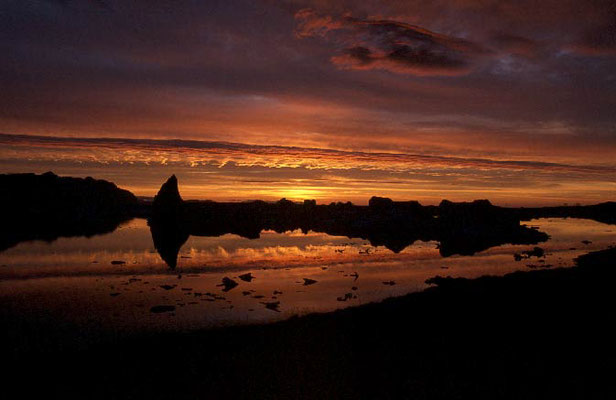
[1,218,614,334]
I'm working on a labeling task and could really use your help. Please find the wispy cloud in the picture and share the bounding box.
[1,133,614,206]
[2,133,613,173]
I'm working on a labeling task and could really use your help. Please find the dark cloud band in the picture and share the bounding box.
[295,9,487,76]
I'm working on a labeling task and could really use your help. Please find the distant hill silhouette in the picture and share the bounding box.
[0,172,138,251]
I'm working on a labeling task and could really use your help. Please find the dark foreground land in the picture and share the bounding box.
[2,172,616,398]
[4,247,616,399]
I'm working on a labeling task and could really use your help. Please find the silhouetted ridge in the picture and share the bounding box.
[0,172,139,251]
[149,175,550,268]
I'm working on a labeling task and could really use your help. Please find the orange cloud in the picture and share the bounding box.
[295,9,488,76]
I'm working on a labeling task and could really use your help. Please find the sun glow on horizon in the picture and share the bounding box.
[0,133,614,207]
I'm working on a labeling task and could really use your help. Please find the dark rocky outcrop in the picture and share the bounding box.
[238,273,255,282]
[368,196,394,210]
[0,172,139,251]
[151,175,184,219]
[149,305,175,314]
[148,175,189,269]
[148,175,550,268]
[217,277,239,292]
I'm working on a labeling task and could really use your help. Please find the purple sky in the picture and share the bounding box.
[1,1,615,204]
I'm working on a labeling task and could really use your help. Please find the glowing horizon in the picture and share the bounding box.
[1,133,613,207]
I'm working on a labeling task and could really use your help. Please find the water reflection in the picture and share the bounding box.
[148,209,549,270]
[0,171,138,252]
[149,219,189,270]
[0,218,614,333]
[146,177,551,269]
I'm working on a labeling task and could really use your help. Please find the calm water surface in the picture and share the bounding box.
[1,218,614,333]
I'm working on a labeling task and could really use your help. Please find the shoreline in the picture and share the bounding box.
[4,246,615,398]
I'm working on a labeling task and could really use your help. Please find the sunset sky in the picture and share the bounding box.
[1,0,615,205]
